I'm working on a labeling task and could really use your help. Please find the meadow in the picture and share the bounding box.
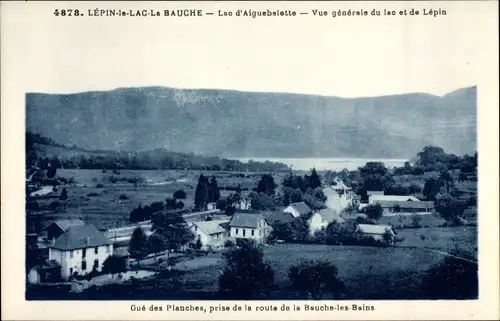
[77,236,477,300]
[30,169,288,229]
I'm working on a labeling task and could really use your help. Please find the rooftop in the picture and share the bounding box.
[43,219,85,232]
[262,211,295,225]
[193,220,229,235]
[313,208,346,224]
[50,224,113,251]
[375,200,435,209]
[284,202,312,215]
[230,213,267,228]
[370,195,420,202]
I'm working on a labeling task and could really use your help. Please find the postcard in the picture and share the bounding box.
[1,0,498,320]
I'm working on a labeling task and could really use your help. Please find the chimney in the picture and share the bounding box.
[86,237,90,246]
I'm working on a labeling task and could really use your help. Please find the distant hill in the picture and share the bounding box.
[26,131,289,172]
[26,86,477,158]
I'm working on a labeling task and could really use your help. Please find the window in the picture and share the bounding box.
[243,229,246,237]
[82,260,87,271]
[235,229,239,235]
[70,268,73,276]
[70,251,73,259]
[251,229,255,236]
[259,230,262,236]
[94,247,98,254]
[82,248,86,258]
[106,245,111,253]
[93,259,99,270]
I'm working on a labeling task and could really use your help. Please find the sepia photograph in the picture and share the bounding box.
[2,0,498,320]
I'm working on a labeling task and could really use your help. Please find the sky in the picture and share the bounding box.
[1,1,493,98]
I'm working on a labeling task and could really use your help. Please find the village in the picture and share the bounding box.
[25,147,478,299]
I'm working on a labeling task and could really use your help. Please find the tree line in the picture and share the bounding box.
[26,131,290,173]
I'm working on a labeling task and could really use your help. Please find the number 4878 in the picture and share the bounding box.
[54,9,81,16]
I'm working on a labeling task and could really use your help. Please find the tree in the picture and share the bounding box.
[250,193,276,210]
[384,183,408,196]
[281,187,304,204]
[46,163,57,179]
[411,214,422,228]
[102,255,127,279]
[423,178,442,201]
[290,217,310,242]
[382,229,394,245]
[439,170,454,193]
[435,193,467,225]
[150,201,165,213]
[303,193,326,211]
[420,250,478,299]
[165,197,177,210]
[151,212,194,259]
[363,204,384,220]
[358,162,390,199]
[308,168,322,189]
[147,233,167,262]
[288,260,345,299]
[194,238,203,250]
[218,241,275,299]
[255,174,277,196]
[208,176,221,202]
[128,227,149,263]
[313,187,327,203]
[269,222,294,242]
[173,189,187,200]
[194,174,209,210]
[59,188,68,200]
[408,183,422,195]
[416,146,449,170]
[283,191,291,206]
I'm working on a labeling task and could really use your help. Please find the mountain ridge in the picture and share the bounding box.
[26,86,477,159]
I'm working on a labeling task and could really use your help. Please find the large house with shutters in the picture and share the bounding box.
[48,224,114,280]
[229,213,271,244]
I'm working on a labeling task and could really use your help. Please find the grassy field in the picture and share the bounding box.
[102,242,467,300]
[64,224,478,300]
[30,169,288,229]
[158,224,476,298]
[396,226,477,257]
[378,213,446,228]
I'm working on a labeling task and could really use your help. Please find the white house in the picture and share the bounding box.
[236,199,251,210]
[323,178,356,213]
[206,202,217,211]
[229,213,271,244]
[283,202,312,218]
[190,220,229,250]
[48,224,114,280]
[307,208,345,236]
[355,224,395,244]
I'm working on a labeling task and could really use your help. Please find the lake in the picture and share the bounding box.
[232,158,408,171]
